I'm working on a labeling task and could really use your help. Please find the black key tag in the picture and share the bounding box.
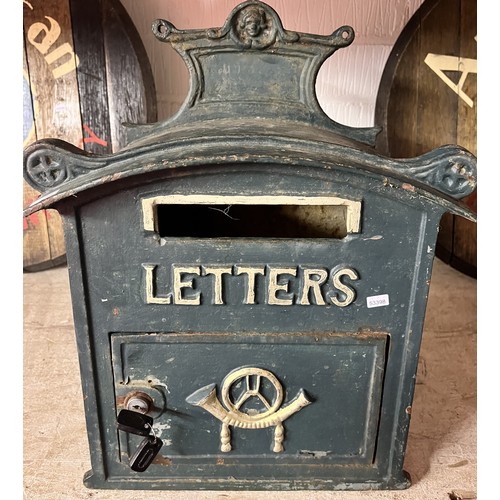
[116,409,153,437]
[129,436,163,472]
[116,408,165,472]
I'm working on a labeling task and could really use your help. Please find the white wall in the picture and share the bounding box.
[120,0,424,128]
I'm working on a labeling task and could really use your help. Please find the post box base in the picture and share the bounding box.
[83,469,412,491]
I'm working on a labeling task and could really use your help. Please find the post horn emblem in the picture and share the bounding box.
[186,367,312,453]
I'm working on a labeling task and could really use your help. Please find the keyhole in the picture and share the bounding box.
[125,393,152,415]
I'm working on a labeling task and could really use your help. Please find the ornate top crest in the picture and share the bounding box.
[153,1,301,50]
[139,0,372,146]
[221,1,295,49]
[151,1,354,50]
[22,0,476,220]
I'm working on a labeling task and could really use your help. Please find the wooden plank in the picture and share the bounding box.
[23,0,84,271]
[69,0,113,154]
[102,0,157,152]
[375,0,457,264]
[375,3,425,158]
[23,41,36,150]
[416,0,460,156]
[453,0,477,275]
[23,0,157,270]
[416,0,460,268]
[23,0,83,146]
[375,0,476,276]
[23,35,54,270]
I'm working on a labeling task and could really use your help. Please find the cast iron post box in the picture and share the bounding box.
[23,1,476,491]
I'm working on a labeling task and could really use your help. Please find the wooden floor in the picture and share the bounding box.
[23,258,477,499]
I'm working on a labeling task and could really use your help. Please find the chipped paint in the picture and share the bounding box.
[402,182,416,192]
[299,450,331,458]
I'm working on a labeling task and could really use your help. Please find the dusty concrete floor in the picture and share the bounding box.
[23,258,476,499]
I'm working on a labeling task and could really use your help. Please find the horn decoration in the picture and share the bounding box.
[186,367,312,452]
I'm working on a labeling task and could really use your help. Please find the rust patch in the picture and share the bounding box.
[216,458,225,465]
[153,455,172,466]
[402,183,416,192]
[112,307,120,316]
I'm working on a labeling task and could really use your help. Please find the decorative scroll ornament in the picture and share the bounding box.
[406,147,477,197]
[24,139,107,193]
[186,367,312,453]
[25,149,67,189]
[378,145,477,198]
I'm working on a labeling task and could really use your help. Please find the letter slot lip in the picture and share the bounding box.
[140,194,363,238]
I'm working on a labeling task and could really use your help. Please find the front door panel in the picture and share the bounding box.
[111,331,387,477]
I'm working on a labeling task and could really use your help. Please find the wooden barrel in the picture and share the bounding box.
[375,0,476,277]
[23,0,157,271]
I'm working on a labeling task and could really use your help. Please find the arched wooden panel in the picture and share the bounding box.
[23,0,157,271]
[375,0,476,277]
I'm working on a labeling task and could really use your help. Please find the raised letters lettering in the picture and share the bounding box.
[234,265,265,304]
[298,268,328,305]
[267,267,297,306]
[143,264,172,304]
[329,267,359,307]
[202,266,233,305]
[173,266,201,305]
[142,263,360,307]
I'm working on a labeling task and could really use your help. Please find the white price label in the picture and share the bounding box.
[367,294,390,308]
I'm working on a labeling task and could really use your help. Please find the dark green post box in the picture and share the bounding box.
[23,0,476,491]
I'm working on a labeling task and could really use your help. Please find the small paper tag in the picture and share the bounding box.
[367,294,390,308]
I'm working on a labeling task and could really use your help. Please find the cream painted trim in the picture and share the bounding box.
[141,195,362,234]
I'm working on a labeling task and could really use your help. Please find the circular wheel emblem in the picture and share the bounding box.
[221,367,284,420]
